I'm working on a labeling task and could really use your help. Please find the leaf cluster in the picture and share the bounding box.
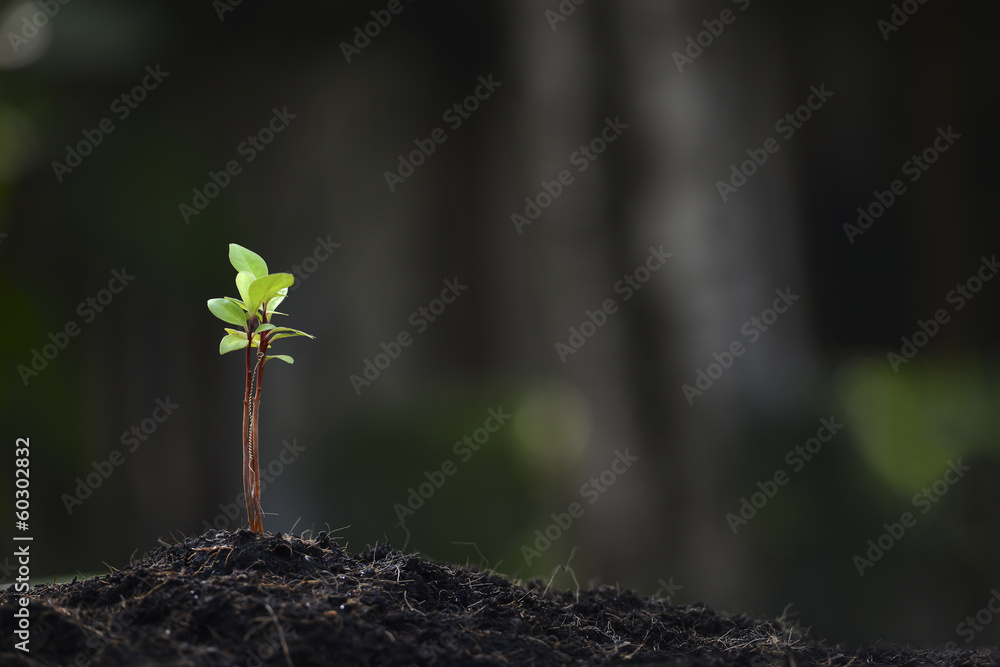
[207,244,314,364]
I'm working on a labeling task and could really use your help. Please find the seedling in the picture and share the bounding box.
[207,244,314,534]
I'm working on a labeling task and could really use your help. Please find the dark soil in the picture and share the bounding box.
[1,530,996,666]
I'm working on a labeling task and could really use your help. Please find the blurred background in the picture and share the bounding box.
[1,0,999,650]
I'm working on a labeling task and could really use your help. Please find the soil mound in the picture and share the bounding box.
[1,530,995,666]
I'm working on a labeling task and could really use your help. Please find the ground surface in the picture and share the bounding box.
[0,530,997,666]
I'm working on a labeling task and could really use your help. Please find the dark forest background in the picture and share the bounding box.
[2,0,999,649]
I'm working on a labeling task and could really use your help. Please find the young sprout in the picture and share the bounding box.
[207,244,314,534]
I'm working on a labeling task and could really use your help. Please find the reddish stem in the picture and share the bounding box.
[246,305,269,534]
[242,325,259,533]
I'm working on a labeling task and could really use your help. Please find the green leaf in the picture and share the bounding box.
[229,244,268,278]
[235,271,255,307]
[220,334,250,355]
[255,323,276,334]
[266,333,306,343]
[207,298,247,327]
[266,354,294,364]
[266,326,315,339]
[223,330,273,348]
[267,287,288,313]
[225,329,269,348]
[248,273,295,317]
[225,296,250,312]
[225,328,261,347]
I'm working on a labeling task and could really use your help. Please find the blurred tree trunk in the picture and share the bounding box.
[497,0,816,602]
[606,1,816,602]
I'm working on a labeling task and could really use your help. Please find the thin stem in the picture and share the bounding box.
[243,328,259,533]
[251,346,267,530]
[247,306,270,534]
